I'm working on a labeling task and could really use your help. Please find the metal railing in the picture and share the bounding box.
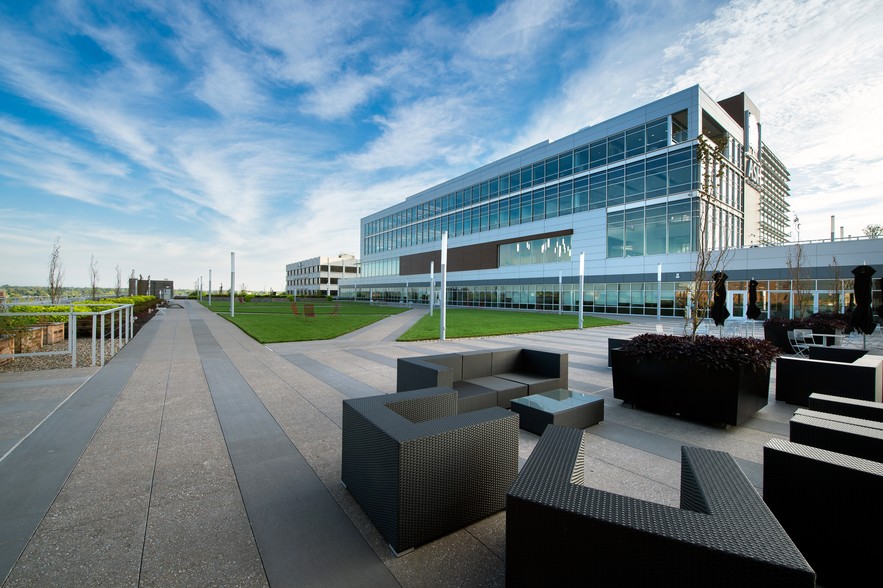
[0,303,133,368]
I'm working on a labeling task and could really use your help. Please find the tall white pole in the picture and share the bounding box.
[657,263,662,321]
[230,252,235,318]
[430,261,435,317]
[209,270,212,305]
[440,232,448,341]
[578,253,585,329]
[558,271,562,315]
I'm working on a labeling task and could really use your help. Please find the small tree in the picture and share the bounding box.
[787,243,811,318]
[89,254,100,300]
[114,264,122,296]
[684,135,731,339]
[828,256,852,314]
[47,237,65,304]
[862,224,883,238]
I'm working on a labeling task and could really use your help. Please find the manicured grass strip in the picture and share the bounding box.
[201,300,408,316]
[202,301,409,343]
[397,309,628,341]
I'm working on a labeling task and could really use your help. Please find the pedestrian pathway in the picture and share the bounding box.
[0,302,804,587]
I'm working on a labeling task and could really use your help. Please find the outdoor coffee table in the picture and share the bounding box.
[510,389,604,435]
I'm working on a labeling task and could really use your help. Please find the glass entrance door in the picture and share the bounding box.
[729,291,747,319]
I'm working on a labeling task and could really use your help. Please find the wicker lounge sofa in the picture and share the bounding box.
[506,425,814,587]
[341,386,518,555]
[808,392,883,422]
[775,353,882,406]
[396,347,568,412]
[788,408,883,463]
[764,438,883,587]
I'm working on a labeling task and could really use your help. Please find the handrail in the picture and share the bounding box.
[0,303,133,367]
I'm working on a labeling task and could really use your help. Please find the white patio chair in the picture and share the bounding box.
[787,330,810,358]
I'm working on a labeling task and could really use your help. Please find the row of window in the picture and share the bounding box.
[286,265,358,276]
[287,277,342,286]
[338,279,869,319]
[363,146,701,256]
[499,236,572,267]
[607,200,693,257]
[364,116,679,238]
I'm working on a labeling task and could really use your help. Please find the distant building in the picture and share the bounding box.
[128,277,174,299]
[285,254,359,298]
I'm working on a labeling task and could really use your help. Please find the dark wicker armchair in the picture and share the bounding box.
[764,438,883,587]
[341,387,518,555]
[506,425,814,587]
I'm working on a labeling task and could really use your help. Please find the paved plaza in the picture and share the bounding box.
[0,301,815,587]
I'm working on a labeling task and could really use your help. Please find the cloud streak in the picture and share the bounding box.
[0,0,881,289]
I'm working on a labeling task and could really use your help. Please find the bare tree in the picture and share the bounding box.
[47,237,65,304]
[828,256,852,314]
[684,135,731,339]
[786,243,810,318]
[115,264,122,296]
[863,224,883,238]
[89,254,100,300]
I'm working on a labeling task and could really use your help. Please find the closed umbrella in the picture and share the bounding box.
[746,279,761,320]
[850,265,876,335]
[709,271,730,327]
[878,277,883,321]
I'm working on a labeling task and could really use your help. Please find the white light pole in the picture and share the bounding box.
[230,252,235,318]
[440,232,448,341]
[558,270,562,315]
[657,263,662,321]
[209,270,212,305]
[430,261,435,317]
[340,255,346,300]
[578,252,585,329]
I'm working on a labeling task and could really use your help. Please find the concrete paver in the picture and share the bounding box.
[1,301,852,586]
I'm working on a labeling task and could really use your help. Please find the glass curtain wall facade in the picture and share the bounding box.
[351,86,804,317]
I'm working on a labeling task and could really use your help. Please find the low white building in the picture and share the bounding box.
[285,254,358,298]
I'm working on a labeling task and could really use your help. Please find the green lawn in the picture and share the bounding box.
[202,300,409,343]
[397,308,627,341]
[201,300,628,343]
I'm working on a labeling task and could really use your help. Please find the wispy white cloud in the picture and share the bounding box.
[507,0,883,239]
[2,0,881,288]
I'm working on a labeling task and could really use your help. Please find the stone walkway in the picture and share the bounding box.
[0,302,805,587]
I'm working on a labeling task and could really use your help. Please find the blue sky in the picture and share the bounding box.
[1,0,881,291]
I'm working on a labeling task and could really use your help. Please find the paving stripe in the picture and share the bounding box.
[278,352,383,399]
[191,319,398,588]
[0,327,156,585]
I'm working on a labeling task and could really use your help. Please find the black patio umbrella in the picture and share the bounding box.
[878,277,883,321]
[850,265,877,335]
[746,278,761,320]
[709,271,731,327]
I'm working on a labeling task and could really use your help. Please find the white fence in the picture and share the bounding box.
[0,304,134,368]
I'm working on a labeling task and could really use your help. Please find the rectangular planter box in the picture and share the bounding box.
[0,335,12,365]
[607,337,630,367]
[611,349,770,426]
[14,327,45,353]
[44,322,65,345]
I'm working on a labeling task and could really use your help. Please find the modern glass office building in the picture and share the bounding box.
[343,85,881,319]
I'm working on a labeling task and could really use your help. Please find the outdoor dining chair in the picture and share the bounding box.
[787,330,810,358]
